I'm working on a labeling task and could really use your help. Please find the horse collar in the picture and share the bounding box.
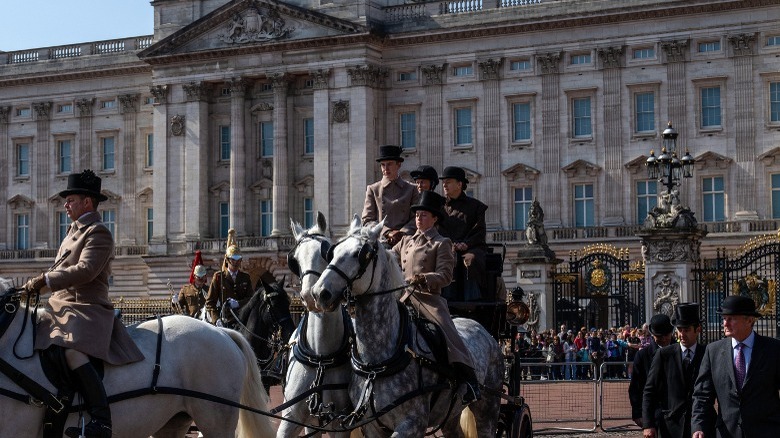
[294,307,354,369]
[351,301,412,378]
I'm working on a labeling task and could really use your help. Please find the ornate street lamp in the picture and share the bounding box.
[643,122,697,229]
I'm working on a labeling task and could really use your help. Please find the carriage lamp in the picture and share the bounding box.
[506,286,530,326]
[645,122,695,193]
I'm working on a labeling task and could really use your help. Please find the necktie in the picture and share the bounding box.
[683,349,692,372]
[735,343,746,389]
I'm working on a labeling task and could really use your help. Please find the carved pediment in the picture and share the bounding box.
[137,187,154,203]
[139,0,368,60]
[462,168,482,185]
[209,181,231,195]
[294,175,314,193]
[694,151,732,170]
[758,147,780,167]
[101,190,122,203]
[625,155,650,175]
[8,194,34,210]
[249,178,273,193]
[562,159,601,178]
[502,163,541,182]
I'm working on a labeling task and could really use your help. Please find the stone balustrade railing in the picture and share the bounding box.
[384,0,545,21]
[1,36,154,65]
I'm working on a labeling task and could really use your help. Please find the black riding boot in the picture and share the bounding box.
[454,362,481,405]
[65,363,112,438]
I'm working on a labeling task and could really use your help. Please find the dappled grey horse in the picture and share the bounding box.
[310,216,503,438]
[279,212,354,438]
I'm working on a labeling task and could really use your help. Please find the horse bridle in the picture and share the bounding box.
[323,235,380,299]
[287,232,331,280]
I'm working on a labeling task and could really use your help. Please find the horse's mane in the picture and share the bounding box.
[0,278,13,294]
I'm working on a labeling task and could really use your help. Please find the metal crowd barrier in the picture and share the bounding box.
[513,360,642,434]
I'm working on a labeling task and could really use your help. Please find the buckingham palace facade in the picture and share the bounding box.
[1,0,780,304]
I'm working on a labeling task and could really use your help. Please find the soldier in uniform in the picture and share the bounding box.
[25,169,144,438]
[438,166,489,301]
[178,264,208,318]
[410,164,439,193]
[362,144,420,246]
[392,190,481,405]
[205,245,253,327]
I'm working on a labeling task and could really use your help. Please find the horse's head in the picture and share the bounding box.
[311,214,383,312]
[289,211,331,312]
[239,277,296,348]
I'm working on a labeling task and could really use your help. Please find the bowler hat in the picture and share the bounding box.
[410,165,439,182]
[648,314,673,336]
[58,169,108,202]
[439,166,468,183]
[672,303,700,327]
[719,295,762,317]
[376,145,404,162]
[411,191,446,220]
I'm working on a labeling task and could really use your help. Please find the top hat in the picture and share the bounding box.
[439,166,468,183]
[719,295,762,317]
[648,314,674,336]
[672,303,700,327]
[58,169,108,202]
[411,191,447,220]
[376,145,404,162]
[410,165,439,182]
[225,245,242,260]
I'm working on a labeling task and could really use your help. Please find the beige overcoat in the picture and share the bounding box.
[362,177,420,236]
[393,227,474,367]
[35,211,145,365]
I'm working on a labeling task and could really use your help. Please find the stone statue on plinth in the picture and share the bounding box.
[643,188,698,229]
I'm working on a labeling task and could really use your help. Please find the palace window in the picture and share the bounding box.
[635,92,655,133]
[58,212,70,243]
[58,139,72,174]
[260,200,273,237]
[572,97,592,138]
[16,214,30,250]
[102,136,115,170]
[452,65,473,77]
[146,208,154,243]
[260,122,274,157]
[701,176,725,222]
[400,112,416,149]
[303,118,314,155]
[16,107,31,117]
[146,133,154,167]
[698,41,721,52]
[102,209,116,236]
[455,107,473,147]
[303,198,314,229]
[509,59,531,71]
[574,184,595,227]
[514,187,533,230]
[219,202,229,238]
[512,103,531,142]
[772,174,780,219]
[633,47,655,59]
[398,71,417,81]
[100,99,115,109]
[57,103,73,113]
[701,86,722,128]
[220,125,231,161]
[768,35,780,46]
[637,180,658,224]
[17,143,30,177]
[571,53,591,65]
[770,82,780,123]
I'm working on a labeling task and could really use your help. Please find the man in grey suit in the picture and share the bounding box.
[642,303,713,438]
[692,295,780,438]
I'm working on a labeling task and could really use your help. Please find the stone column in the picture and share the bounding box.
[75,98,94,170]
[183,82,209,240]
[661,40,691,200]
[421,64,445,172]
[729,33,758,220]
[513,242,562,333]
[598,47,625,226]
[311,69,331,221]
[478,58,502,229]
[271,73,290,236]
[0,106,9,249]
[119,93,139,245]
[229,78,248,237]
[149,85,169,255]
[637,228,707,321]
[537,52,563,227]
[33,101,52,248]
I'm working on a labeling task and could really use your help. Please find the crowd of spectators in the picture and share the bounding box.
[505,323,653,380]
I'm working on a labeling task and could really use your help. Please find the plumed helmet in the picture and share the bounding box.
[225,245,242,260]
[193,265,207,278]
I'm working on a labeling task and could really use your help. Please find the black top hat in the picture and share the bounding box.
[672,303,701,327]
[58,169,108,202]
[719,295,762,317]
[439,166,468,183]
[648,314,674,336]
[410,165,439,182]
[411,191,446,220]
[376,145,404,162]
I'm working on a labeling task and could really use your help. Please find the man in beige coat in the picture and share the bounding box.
[25,169,144,438]
[362,144,420,246]
[392,190,481,405]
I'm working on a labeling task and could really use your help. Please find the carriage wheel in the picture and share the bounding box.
[495,406,532,438]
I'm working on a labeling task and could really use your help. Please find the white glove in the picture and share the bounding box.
[227,298,239,309]
[171,293,179,304]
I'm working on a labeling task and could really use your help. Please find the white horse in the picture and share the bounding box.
[279,212,354,438]
[310,216,504,438]
[0,278,274,438]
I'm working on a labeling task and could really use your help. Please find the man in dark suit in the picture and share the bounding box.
[692,295,780,438]
[642,303,713,438]
[630,314,674,427]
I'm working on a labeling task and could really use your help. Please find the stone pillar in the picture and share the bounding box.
[636,228,707,321]
[421,64,445,172]
[598,47,625,226]
[537,52,563,227]
[229,78,248,236]
[0,106,9,249]
[33,101,52,248]
[513,243,562,333]
[119,93,139,245]
[729,33,759,220]
[478,58,502,229]
[312,69,331,221]
[75,98,94,170]
[271,73,290,236]
[183,82,209,240]
[149,85,169,255]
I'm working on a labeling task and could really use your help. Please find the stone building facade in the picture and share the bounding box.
[1,0,780,327]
